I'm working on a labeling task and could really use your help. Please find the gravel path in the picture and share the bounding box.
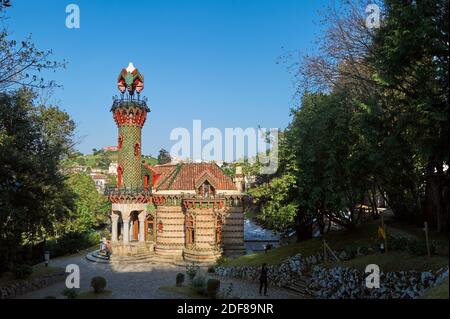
[17,252,304,299]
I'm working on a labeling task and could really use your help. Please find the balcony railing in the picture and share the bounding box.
[104,186,152,197]
[111,95,150,112]
[180,192,235,200]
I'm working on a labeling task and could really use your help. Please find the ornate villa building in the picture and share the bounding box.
[104,63,245,263]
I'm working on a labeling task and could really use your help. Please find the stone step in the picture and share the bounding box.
[86,252,110,264]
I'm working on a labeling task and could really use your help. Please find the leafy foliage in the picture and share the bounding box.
[45,231,100,257]
[62,173,110,232]
[251,0,449,239]
[176,273,185,286]
[0,89,75,271]
[157,148,172,165]
[90,276,107,293]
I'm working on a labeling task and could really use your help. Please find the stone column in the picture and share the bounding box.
[122,218,130,244]
[139,211,146,242]
[111,213,119,242]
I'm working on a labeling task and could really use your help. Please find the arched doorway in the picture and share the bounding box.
[216,215,222,244]
[145,215,155,241]
[185,214,194,246]
[130,211,139,241]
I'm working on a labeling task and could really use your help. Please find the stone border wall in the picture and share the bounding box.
[307,266,449,299]
[0,271,65,299]
[215,253,313,287]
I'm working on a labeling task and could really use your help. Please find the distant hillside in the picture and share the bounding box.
[63,149,158,170]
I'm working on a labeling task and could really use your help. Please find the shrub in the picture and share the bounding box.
[45,231,101,257]
[207,265,215,273]
[176,273,185,287]
[388,236,409,251]
[216,256,228,266]
[12,264,33,279]
[343,246,357,259]
[408,239,435,256]
[186,263,199,281]
[206,279,221,299]
[190,275,206,295]
[358,245,370,255]
[90,276,107,293]
[62,288,78,299]
[388,236,436,256]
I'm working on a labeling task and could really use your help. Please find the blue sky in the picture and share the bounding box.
[6,0,330,158]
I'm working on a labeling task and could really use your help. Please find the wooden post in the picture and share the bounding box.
[424,222,431,259]
[380,211,388,253]
[324,240,340,262]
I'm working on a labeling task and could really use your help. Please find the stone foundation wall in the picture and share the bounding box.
[307,266,448,299]
[155,206,184,256]
[221,207,245,255]
[0,271,66,299]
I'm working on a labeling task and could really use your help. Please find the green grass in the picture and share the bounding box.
[223,238,322,266]
[327,251,449,272]
[223,222,380,267]
[0,264,64,287]
[76,289,112,299]
[159,285,207,299]
[423,277,449,299]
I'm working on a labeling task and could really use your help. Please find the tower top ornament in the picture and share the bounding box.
[117,62,144,96]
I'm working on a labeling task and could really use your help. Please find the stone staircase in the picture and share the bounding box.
[86,248,213,267]
[284,275,312,298]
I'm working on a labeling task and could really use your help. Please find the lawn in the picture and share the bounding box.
[222,222,380,267]
[76,289,112,299]
[0,263,64,287]
[222,220,449,273]
[328,251,449,272]
[423,277,449,299]
[159,285,207,299]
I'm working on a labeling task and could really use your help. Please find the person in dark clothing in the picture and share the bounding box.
[265,243,272,253]
[259,263,268,296]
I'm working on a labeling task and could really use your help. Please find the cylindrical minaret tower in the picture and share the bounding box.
[111,62,150,189]
[106,63,152,252]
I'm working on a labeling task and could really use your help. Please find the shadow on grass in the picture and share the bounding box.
[159,285,208,299]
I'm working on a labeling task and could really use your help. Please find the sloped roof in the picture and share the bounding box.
[151,163,236,191]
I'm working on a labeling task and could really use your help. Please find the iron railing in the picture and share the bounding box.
[111,95,150,112]
[104,186,152,197]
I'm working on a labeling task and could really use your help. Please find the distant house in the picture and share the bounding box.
[67,165,87,174]
[89,173,108,193]
[109,162,118,176]
[103,146,118,152]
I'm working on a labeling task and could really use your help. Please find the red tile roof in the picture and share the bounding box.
[151,163,236,191]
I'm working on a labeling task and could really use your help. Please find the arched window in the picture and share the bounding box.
[117,166,123,187]
[216,216,222,244]
[144,174,150,191]
[198,181,215,198]
[134,143,140,157]
[118,136,123,150]
[145,215,155,241]
[185,214,194,245]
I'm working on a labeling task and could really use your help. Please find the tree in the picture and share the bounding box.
[368,0,449,231]
[0,89,75,271]
[0,7,65,90]
[60,173,110,233]
[158,148,172,165]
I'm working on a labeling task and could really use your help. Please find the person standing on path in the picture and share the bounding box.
[259,263,268,296]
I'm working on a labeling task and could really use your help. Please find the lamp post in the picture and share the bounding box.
[44,251,50,267]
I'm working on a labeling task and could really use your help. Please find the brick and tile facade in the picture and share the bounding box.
[105,64,245,263]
